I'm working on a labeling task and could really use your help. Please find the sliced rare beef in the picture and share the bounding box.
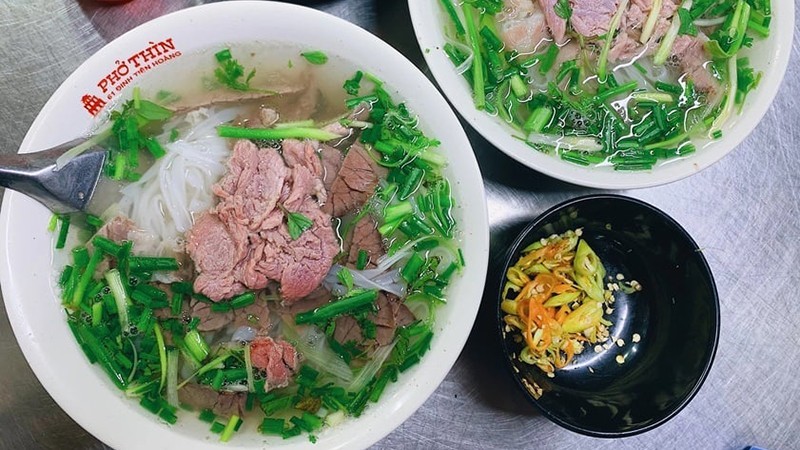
[570,0,620,37]
[250,337,299,390]
[92,216,192,282]
[213,140,289,233]
[321,102,372,147]
[231,298,271,330]
[281,138,327,204]
[496,0,549,54]
[190,298,235,332]
[538,0,568,43]
[186,212,247,301]
[94,216,138,242]
[608,0,678,62]
[169,70,310,112]
[346,216,385,269]
[370,292,416,347]
[333,315,364,346]
[265,78,321,122]
[187,139,338,304]
[325,143,387,217]
[275,286,332,315]
[333,292,416,348]
[320,144,343,192]
[670,34,720,96]
[178,383,246,418]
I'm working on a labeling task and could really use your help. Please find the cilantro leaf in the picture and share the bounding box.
[359,318,377,340]
[554,0,572,20]
[135,100,173,121]
[214,48,256,91]
[677,8,698,36]
[300,50,328,65]
[285,211,313,240]
[343,71,363,96]
[337,267,354,292]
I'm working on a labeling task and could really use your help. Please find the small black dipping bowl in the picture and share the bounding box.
[498,194,719,437]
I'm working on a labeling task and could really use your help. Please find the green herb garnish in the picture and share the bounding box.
[300,50,328,65]
[282,208,313,240]
[677,8,698,36]
[214,48,256,91]
[554,0,572,19]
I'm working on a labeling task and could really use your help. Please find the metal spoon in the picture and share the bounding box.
[0,140,107,214]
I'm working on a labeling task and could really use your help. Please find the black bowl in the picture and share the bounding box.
[497,194,719,437]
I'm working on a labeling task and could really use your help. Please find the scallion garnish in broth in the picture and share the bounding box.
[440,0,771,170]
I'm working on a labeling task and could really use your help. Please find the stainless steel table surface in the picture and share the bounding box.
[1,1,798,449]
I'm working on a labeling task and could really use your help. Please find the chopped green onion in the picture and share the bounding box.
[217,125,342,142]
[260,417,286,435]
[128,256,179,272]
[55,215,70,249]
[104,269,130,332]
[462,4,485,109]
[295,289,378,324]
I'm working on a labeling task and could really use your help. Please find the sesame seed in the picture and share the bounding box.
[632,333,641,343]
[546,372,555,378]
[603,343,611,350]
[616,354,626,364]
[588,367,595,373]
[616,339,625,347]
[606,308,614,314]
[616,273,625,280]
[594,345,603,353]
[575,228,583,236]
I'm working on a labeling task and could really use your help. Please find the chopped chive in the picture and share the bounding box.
[439,0,465,36]
[217,125,342,142]
[295,289,378,325]
[128,256,179,272]
[55,215,70,249]
[260,417,286,435]
[356,250,369,270]
[538,43,560,75]
[230,292,256,309]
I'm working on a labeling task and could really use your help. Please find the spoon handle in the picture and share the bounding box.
[0,143,106,214]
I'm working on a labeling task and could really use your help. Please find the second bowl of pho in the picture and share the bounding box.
[409,0,793,188]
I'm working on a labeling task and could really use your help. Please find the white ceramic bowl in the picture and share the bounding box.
[408,0,794,189]
[0,2,489,449]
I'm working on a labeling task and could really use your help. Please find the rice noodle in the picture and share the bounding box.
[323,236,434,296]
[694,17,726,27]
[117,106,242,250]
[279,317,354,384]
[446,39,474,75]
[347,340,397,392]
[527,133,603,152]
[324,264,405,297]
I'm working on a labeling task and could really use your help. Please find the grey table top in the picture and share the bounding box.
[1,1,799,449]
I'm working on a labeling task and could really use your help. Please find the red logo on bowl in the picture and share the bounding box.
[82,37,183,116]
[81,95,107,117]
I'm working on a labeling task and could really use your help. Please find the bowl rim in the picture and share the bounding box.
[495,193,720,437]
[407,0,796,189]
[0,2,490,449]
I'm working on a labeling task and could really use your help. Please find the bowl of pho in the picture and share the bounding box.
[409,0,793,188]
[0,2,489,449]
